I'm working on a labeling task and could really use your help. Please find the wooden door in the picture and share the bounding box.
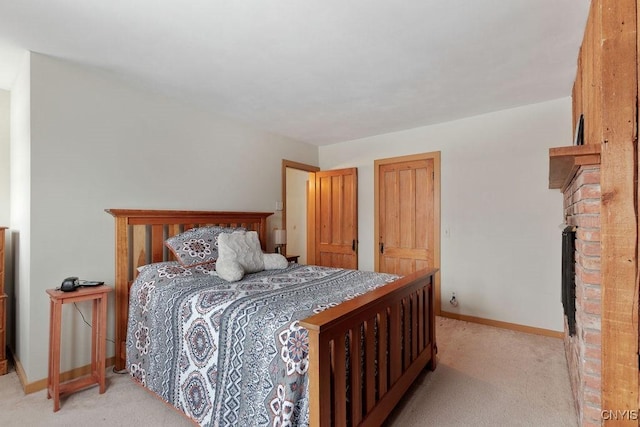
[315,168,358,269]
[375,153,440,277]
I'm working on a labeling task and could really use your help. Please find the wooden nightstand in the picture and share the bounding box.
[46,285,112,412]
[286,255,300,264]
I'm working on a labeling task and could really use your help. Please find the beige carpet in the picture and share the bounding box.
[385,317,577,426]
[0,317,577,426]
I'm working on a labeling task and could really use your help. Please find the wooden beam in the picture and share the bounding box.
[584,1,604,148]
[599,0,639,423]
[548,145,601,189]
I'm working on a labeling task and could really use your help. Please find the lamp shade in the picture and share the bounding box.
[274,229,287,245]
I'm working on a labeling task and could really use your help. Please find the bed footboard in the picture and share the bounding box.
[300,268,437,427]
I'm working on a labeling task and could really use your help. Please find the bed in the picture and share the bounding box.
[106,209,437,426]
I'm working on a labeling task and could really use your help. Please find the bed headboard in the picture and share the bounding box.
[105,209,273,370]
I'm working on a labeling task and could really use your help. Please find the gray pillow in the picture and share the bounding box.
[165,226,244,267]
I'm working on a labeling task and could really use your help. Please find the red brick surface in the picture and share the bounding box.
[563,166,602,427]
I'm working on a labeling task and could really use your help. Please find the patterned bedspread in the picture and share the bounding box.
[127,262,398,426]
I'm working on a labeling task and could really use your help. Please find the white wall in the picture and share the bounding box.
[17,53,318,382]
[286,168,310,264]
[0,86,13,353]
[320,98,568,332]
[10,52,31,371]
[0,89,9,225]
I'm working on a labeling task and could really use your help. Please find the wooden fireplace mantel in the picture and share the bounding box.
[548,144,601,190]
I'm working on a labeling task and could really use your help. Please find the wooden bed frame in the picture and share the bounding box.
[106,209,437,426]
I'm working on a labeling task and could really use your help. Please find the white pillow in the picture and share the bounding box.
[215,259,244,282]
[263,253,289,270]
[216,230,265,281]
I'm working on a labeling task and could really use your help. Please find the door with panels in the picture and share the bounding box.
[314,168,358,269]
[375,152,440,287]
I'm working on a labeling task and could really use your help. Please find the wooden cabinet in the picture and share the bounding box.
[0,227,7,375]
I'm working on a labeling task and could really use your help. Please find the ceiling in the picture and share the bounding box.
[0,0,590,145]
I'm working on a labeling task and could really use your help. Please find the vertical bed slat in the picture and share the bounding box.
[151,225,164,263]
[167,224,181,261]
[418,288,425,352]
[334,334,347,426]
[350,326,363,425]
[364,317,376,412]
[426,286,433,365]
[132,225,148,269]
[431,284,437,367]
[411,293,418,361]
[389,304,402,384]
[167,224,181,238]
[306,330,332,427]
[113,217,129,371]
[403,298,410,369]
[377,309,389,396]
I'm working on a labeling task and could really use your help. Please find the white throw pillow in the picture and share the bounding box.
[215,259,244,282]
[216,230,265,281]
[263,253,289,270]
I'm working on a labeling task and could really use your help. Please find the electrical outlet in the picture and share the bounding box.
[449,291,459,307]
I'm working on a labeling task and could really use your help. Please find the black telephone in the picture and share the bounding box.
[60,277,104,292]
[60,277,80,292]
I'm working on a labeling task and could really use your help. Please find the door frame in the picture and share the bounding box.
[374,151,441,314]
[282,160,320,261]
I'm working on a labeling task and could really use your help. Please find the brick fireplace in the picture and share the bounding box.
[562,165,601,427]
